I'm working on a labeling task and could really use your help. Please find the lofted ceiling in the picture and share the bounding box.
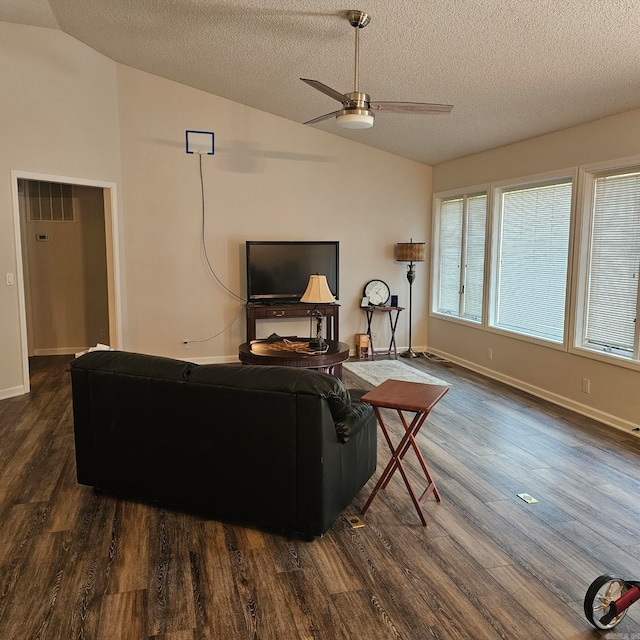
[3,0,640,165]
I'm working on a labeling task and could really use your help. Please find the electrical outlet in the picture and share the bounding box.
[182,339,189,350]
[487,348,493,360]
[582,378,591,394]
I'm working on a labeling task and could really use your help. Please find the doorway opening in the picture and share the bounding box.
[12,171,122,394]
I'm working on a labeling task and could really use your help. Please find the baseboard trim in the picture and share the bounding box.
[427,347,640,439]
[33,347,85,356]
[0,385,27,400]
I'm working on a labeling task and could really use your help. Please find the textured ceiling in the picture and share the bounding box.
[3,0,640,165]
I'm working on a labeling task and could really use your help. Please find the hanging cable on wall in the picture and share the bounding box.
[182,130,246,347]
[197,152,246,304]
[185,304,246,345]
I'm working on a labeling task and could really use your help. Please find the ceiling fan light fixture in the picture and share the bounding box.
[336,111,374,129]
[301,11,453,130]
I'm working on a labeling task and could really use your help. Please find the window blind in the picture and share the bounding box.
[436,194,486,321]
[495,181,572,342]
[585,172,640,354]
[438,198,463,315]
[463,195,486,320]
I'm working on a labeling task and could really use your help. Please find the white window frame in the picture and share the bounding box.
[431,185,489,327]
[571,155,640,371]
[487,169,577,350]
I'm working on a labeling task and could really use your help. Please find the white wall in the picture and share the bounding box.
[431,110,640,432]
[0,21,431,397]
[115,64,431,362]
[0,22,122,398]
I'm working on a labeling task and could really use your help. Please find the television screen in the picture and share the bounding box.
[246,241,339,302]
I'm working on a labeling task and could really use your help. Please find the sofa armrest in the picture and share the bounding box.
[334,388,374,443]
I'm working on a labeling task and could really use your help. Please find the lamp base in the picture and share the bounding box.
[309,338,327,351]
[400,348,421,358]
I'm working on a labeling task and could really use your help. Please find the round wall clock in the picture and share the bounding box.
[363,279,391,306]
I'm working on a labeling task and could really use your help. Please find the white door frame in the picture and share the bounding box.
[11,170,124,393]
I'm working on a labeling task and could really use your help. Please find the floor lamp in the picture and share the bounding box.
[396,239,426,358]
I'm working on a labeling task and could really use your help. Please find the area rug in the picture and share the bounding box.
[343,359,450,387]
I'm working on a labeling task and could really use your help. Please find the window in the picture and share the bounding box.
[433,193,487,322]
[432,158,640,370]
[578,168,640,360]
[491,178,572,343]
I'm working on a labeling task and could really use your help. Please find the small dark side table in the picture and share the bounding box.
[363,306,404,359]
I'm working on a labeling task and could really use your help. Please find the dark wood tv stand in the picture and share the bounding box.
[245,302,340,342]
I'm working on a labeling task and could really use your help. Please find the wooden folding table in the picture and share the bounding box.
[360,378,449,525]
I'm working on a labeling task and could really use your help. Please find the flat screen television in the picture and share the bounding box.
[246,241,339,303]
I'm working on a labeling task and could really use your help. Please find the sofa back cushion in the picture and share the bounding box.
[71,351,364,443]
[188,363,354,422]
[71,350,194,381]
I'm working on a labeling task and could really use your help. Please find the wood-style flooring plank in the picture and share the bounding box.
[488,563,591,639]
[304,533,363,595]
[0,502,52,633]
[277,561,352,640]
[46,492,119,639]
[335,521,503,640]
[434,476,586,605]
[330,590,405,640]
[97,590,148,640]
[11,530,69,639]
[420,498,514,570]
[530,467,639,547]
[0,395,31,436]
[148,510,197,636]
[0,429,27,477]
[189,521,256,640]
[0,355,638,639]
[45,450,88,532]
[151,631,196,640]
[105,499,152,594]
[240,548,304,640]
[403,521,558,640]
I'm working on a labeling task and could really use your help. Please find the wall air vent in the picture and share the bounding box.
[20,179,74,222]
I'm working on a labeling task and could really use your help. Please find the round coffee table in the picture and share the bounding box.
[238,339,350,378]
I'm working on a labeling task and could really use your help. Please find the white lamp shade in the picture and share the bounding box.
[336,112,374,129]
[300,274,336,303]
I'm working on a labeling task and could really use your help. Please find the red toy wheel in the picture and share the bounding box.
[584,574,629,630]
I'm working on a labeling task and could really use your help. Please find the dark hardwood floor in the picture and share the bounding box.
[1,354,639,639]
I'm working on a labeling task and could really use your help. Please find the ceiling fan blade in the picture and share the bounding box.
[369,101,453,115]
[300,78,355,105]
[303,110,340,125]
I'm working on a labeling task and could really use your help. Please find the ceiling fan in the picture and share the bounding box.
[301,10,453,130]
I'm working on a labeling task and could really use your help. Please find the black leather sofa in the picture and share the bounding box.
[70,350,377,538]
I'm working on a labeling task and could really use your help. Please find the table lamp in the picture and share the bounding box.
[395,239,426,358]
[300,274,336,350]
